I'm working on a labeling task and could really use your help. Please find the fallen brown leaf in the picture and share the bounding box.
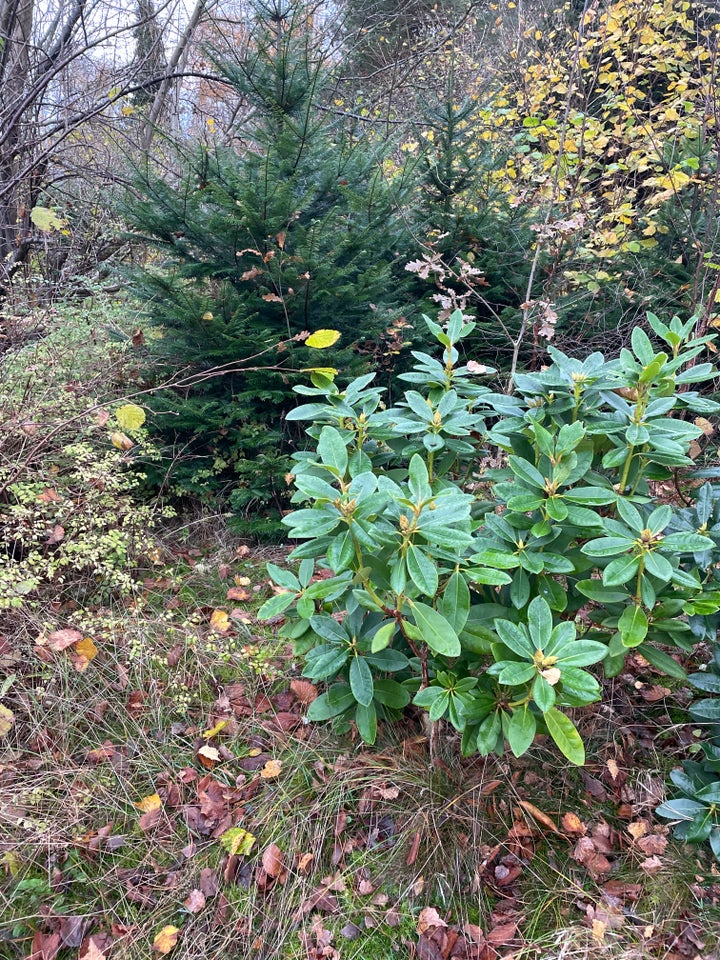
[135,793,162,813]
[518,800,561,835]
[226,587,250,601]
[260,758,282,779]
[561,812,587,835]
[209,609,231,634]
[572,836,612,878]
[184,889,206,914]
[636,834,668,856]
[487,921,518,945]
[262,843,284,878]
[417,907,447,935]
[290,679,318,705]
[46,628,82,651]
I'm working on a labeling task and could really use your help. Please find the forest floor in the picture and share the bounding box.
[2,296,720,959]
[3,517,720,960]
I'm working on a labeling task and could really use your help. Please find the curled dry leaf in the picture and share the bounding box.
[298,852,314,874]
[260,758,282,779]
[79,936,110,960]
[184,889,206,914]
[639,855,664,873]
[262,843,284,878]
[572,837,612,878]
[226,587,250,601]
[110,431,133,451]
[47,628,83,651]
[153,925,180,954]
[636,834,668,856]
[202,719,229,739]
[417,907,447,935]
[627,820,649,840]
[290,679,318,705]
[71,636,98,672]
[518,800,561,835]
[606,758,621,781]
[561,812,586,835]
[197,745,221,768]
[46,524,65,545]
[135,793,162,813]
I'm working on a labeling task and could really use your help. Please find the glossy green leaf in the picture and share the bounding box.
[618,604,648,647]
[543,708,585,765]
[497,661,536,686]
[440,572,470,633]
[494,619,534,658]
[317,426,348,477]
[406,544,439,596]
[349,655,374,706]
[257,590,297,619]
[355,702,377,744]
[508,456,546,490]
[507,707,537,758]
[408,602,461,657]
[370,621,396,653]
[527,595,552,647]
[533,674,556,712]
[603,555,641,586]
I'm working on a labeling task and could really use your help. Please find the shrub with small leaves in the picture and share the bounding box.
[259,309,720,766]
[0,306,169,611]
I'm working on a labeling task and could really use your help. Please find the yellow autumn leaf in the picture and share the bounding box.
[153,925,180,955]
[115,404,146,431]
[220,826,256,856]
[305,329,341,349]
[203,719,229,739]
[74,636,98,664]
[209,609,231,633]
[302,367,338,378]
[135,793,163,813]
[0,705,15,737]
[30,206,66,232]
[111,432,133,451]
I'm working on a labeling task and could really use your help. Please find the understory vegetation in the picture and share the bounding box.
[2,0,720,957]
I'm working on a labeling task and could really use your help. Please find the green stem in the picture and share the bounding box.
[635,555,645,604]
[619,446,635,494]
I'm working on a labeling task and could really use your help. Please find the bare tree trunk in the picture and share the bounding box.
[0,0,35,283]
[141,0,212,150]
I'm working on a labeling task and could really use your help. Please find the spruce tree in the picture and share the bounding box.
[120,0,412,535]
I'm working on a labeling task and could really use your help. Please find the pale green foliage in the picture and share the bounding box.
[0,300,169,609]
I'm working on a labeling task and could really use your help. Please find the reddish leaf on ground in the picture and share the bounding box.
[262,843,284,878]
[572,837,613,878]
[29,930,61,960]
[46,628,82,651]
[561,812,587,836]
[486,921,518,946]
[417,907,448,934]
[184,889,206,913]
[290,679,318,704]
